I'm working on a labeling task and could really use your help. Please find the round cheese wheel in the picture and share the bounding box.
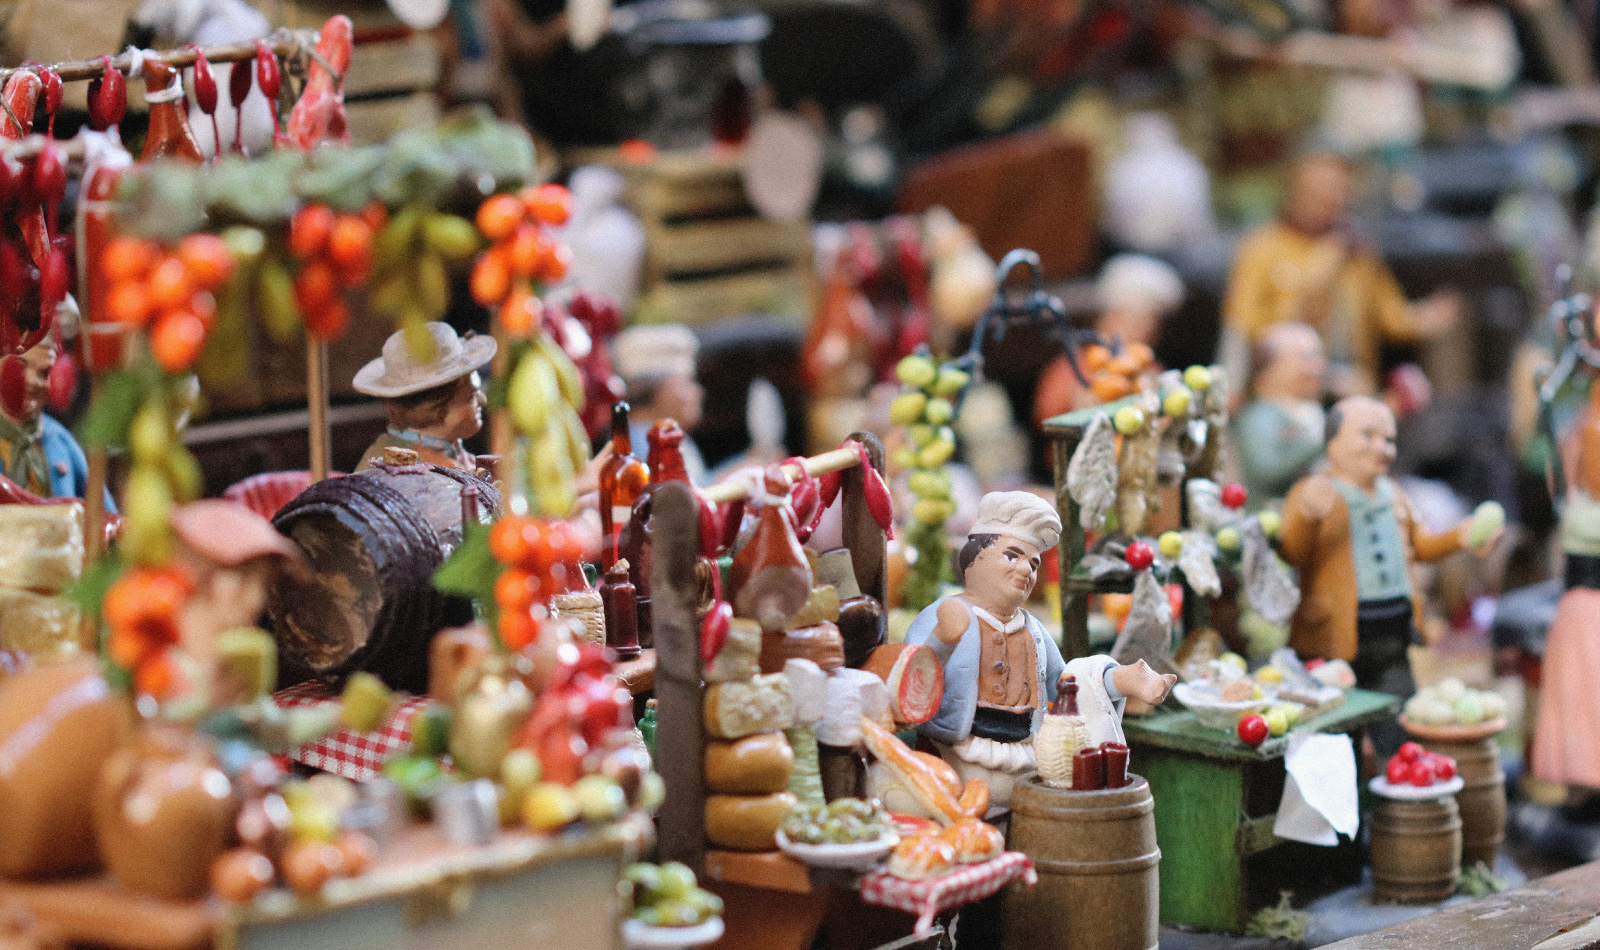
[705,733,795,795]
[705,792,796,852]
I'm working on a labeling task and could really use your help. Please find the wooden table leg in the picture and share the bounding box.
[706,881,829,950]
[1141,753,1249,931]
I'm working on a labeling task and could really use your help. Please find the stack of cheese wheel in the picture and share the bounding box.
[703,618,797,851]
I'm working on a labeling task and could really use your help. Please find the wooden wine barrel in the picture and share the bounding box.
[1371,796,1461,903]
[267,464,500,695]
[1420,736,1505,868]
[1004,772,1160,950]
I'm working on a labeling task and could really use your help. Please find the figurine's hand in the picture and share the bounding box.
[1457,520,1504,558]
[1410,290,1463,338]
[1111,659,1178,706]
[576,445,613,497]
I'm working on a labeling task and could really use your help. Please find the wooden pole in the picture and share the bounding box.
[650,482,705,874]
[13,31,311,84]
[701,445,861,505]
[306,337,330,481]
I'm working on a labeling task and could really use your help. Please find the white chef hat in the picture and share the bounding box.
[613,324,698,381]
[969,491,1062,553]
[1097,254,1184,315]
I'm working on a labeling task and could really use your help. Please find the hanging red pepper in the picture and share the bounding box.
[854,441,894,539]
[254,42,283,145]
[38,243,66,334]
[780,456,826,543]
[717,497,745,554]
[46,344,74,413]
[229,56,253,153]
[0,356,24,419]
[700,600,732,665]
[33,140,64,239]
[190,47,221,157]
[87,57,126,132]
[694,489,723,560]
[37,68,60,138]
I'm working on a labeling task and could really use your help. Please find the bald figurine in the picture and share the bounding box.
[1234,322,1329,507]
[906,491,1175,807]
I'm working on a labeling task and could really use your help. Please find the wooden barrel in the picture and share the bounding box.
[1420,736,1505,868]
[1370,796,1461,903]
[267,464,500,695]
[1004,772,1160,950]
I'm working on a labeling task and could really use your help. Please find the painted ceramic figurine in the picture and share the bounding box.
[1220,153,1459,400]
[0,337,116,511]
[353,322,496,473]
[1233,322,1329,509]
[1278,397,1498,747]
[905,491,1176,807]
[612,324,708,484]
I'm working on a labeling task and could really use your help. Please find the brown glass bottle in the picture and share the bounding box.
[618,420,694,643]
[598,402,649,567]
[140,60,204,163]
[600,559,640,660]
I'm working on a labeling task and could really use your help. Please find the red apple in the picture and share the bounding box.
[1409,760,1436,787]
[1125,541,1155,571]
[1221,482,1248,509]
[1434,756,1457,781]
[1398,741,1423,764]
[1238,714,1269,746]
[1385,757,1409,785]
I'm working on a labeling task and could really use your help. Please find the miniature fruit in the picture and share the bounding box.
[573,774,627,823]
[1237,715,1269,746]
[1263,706,1290,738]
[895,354,937,388]
[1408,760,1436,787]
[1219,652,1248,673]
[1385,757,1409,785]
[1398,741,1423,763]
[1158,531,1184,558]
[1468,501,1505,548]
[1163,388,1192,418]
[933,366,970,396]
[1113,405,1146,435]
[1183,365,1212,391]
[1258,511,1281,537]
[924,397,954,426]
[1216,527,1240,551]
[1433,756,1457,781]
[889,392,927,425]
[1124,541,1155,571]
[282,840,344,895]
[1221,482,1248,509]
[211,848,274,902]
[522,782,581,832]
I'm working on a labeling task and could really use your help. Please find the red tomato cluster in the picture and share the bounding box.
[101,234,235,373]
[103,565,195,699]
[1386,742,1457,787]
[288,202,382,341]
[487,514,592,649]
[470,184,572,339]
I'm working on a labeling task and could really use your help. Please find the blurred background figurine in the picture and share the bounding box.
[352,323,496,473]
[1233,322,1329,510]
[1219,153,1461,400]
[612,324,708,483]
[0,337,115,511]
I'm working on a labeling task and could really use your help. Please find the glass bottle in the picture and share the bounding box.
[598,402,649,567]
[140,60,204,163]
[618,420,693,644]
[600,559,640,660]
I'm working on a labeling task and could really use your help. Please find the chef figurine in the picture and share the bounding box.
[1233,322,1329,509]
[0,337,116,510]
[1279,396,1499,751]
[612,324,709,483]
[906,491,1176,807]
[353,323,496,473]
[1219,153,1460,400]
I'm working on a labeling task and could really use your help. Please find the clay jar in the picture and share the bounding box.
[0,657,134,878]
[94,723,235,900]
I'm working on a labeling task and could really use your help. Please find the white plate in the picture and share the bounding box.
[1368,775,1464,801]
[622,917,724,950]
[775,829,900,871]
[1173,682,1273,731]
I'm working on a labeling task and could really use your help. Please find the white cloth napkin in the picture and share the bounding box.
[1273,733,1360,846]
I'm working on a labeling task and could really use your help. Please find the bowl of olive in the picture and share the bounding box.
[622,862,725,949]
[775,799,898,871]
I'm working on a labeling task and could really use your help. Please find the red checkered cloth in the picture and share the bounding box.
[272,681,436,781]
[858,851,1037,938]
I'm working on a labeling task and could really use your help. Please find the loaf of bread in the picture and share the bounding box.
[705,732,795,794]
[787,586,841,630]
[704,673,795,739]
[759,622,844,675]
[888,833,955,880]
[784,658,827,725]
[706,618,763,683]
[705,792,796,851]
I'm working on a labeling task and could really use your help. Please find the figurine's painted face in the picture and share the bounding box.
[9,340,54,425]
[1258,323,1326,402]
[1285,157,1351,236]
[438,371,485,441]
[965,535,1043,614]
[652,373,704,432]
[1326,396,1396,488]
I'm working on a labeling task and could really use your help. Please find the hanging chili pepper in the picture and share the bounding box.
[37,68,60,137]
[87,56,126,132]
[38,244,66,334]
[717,497,745,554]
[33,140,64,239]
[229,56,253,153]
[695,490,723,560]
[700,600,732,665]
[190,47,221,157]
[255,42,282,143]
[781,456,824,543]
[46,344,74,413]
[818,468,844,510]
[854,441,894,538]
[0,356,24,419]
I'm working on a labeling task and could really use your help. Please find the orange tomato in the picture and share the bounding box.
[327,216,374,276]
[360,200,389,233]
[289,203,336,259]
[335,832,375,879]
[293,259,339,314]
[1124,341,1155,371]
[498,289,541,339]
[538,242,570,284]
[475,194,527,242]
[498,608,541,652]
[1105,353,1142,378]
[523,183,572,227]
[1081,343,1112,374]
[151,308,208,373]
[175,234,234,289]
[282,840,343,896]
[1089,372,1133,403]
[104,567,190,634]
[305,298,350,342]
[134,650,177,700]
[506,224,547,279]
[107,623,155,669]
[190,290,217,329]
[1100,592,1133,626]
[105,280,153,326]
[211,848,275,903]
[470,247,511,306]
[146,256,193,312]
[488,515,535,564]
[494,567,540,612]
[102,237,160,283]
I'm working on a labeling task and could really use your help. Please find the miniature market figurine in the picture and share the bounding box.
[0,337,116,511]
[1233,322,1329,508]
[613,324,708,483]
[1278,397,1498,746]
[352,322,496,473]
[1033,254,1184,426]
[1220,153,1460,399]
[905,491,1176,807]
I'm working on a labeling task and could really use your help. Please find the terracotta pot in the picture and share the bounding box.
[0,657,134,878]
[94,723,235,900]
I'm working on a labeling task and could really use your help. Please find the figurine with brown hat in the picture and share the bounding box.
[353,322,497,474]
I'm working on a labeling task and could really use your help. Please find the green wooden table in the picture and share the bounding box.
[1123,689,1401,932]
